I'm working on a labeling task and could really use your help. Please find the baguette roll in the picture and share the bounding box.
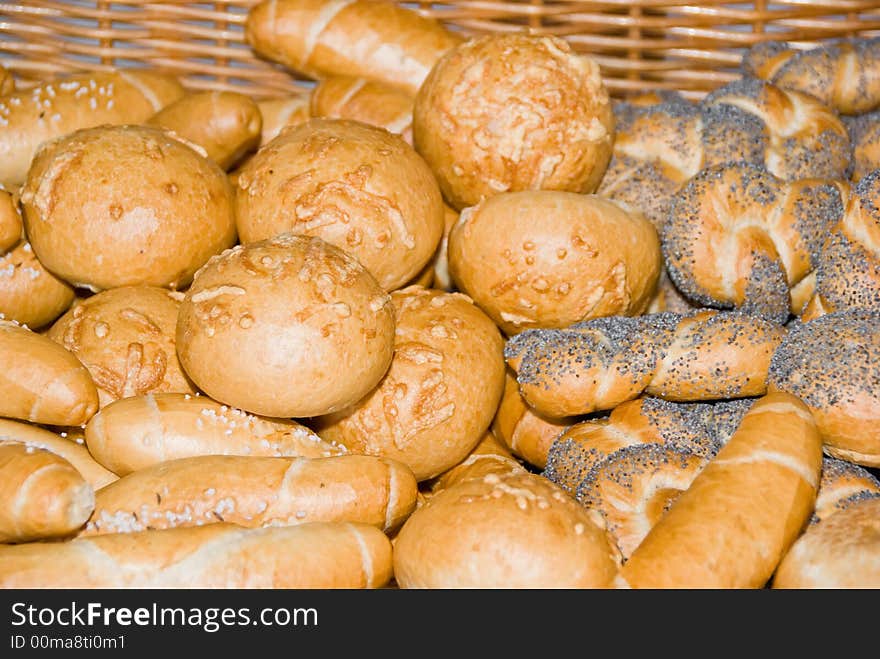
[0,521,393,588]
[0,241,75,329]
[83,454,417,536]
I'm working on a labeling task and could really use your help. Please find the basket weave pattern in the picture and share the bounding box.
[2,1,880,100]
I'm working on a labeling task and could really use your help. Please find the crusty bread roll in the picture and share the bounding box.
[425,430,517,496]
[256,95,311,146]
[314,285,506,481]
[392,445,621,588]
[491,370,574,470]
[310,76,413,143]
[812,457,880,525]
[0,69,185,189]
[0,441,94,543]
[413,33,615,210]
[235,118,444,292]
[0,187,21,254]
[0,320,98,426]
[46,285,196,408]
[430,203,459,292]
[618,391,823,588]
[0,521,393,588]
[768,309,880,467]
[20,124,237,292]
[85,392,346,476]
[448,191,661,336]
[83,454,417,536]
[176,233,395,418]
[0,240,75,329]
[0,418,117,490]
[146,91,262,170]
[245,0,463,96]
[506,310,785,418]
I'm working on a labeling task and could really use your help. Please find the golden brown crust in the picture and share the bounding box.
[314,285,506,481]
[310,76,414,143]
[235,118,445,291]
[448,191,662,336]
[47,286,196,408]
[812,457,880,525]
[0,241,75,329]
[847,113,880,183]
[20,124,237,292]
[618,391,823,588]
[414,33,614,210]
[256,95,311,146]
[0,521,394,588]
[176,234,396,418]
[0,188,22,254]
[0,65,13,96]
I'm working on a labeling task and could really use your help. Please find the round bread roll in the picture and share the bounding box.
[314,285,506,481]
[46,285,196,408]
[0,188,22,254]
[235,118,444,291]
[768,309,880,467]
[772,494,880,589]
[448,190,661,336]
[176,233,395,418]
[0,241,75,329]
[413,33,615,210]
[20,124,237,292]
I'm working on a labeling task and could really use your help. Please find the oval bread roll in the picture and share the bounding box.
[147,91,263,170]
[20,124,237,292]
[0,188,22,254]
[256,95,310,146]
[0,69,185,189]
[0,320,99,426]
[0,441,94,543]
[84,392,346,476]
[0,241,75,329]
[0,521,393,588]
[47,285,197,407]
[310,76,414,143]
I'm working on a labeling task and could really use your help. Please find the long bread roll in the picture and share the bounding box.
[84,454,417,536]
[310,75,414,142]
[256,95,311,146]
[618,391,823,588]
[0,441,94,543]
[84,392,346,476]
[0,521,393,588]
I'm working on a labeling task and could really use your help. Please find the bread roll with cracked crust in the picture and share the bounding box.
[618,391,823,588]
[20,124,237,292]
[83,454,417,536]
[235,118,444,292]
[449,191,661,336]
[47,286,196,408]
[0,521,393,588]
[0,69,185,190]
[245,0,463,96]
[314,285,506,481]
[0,442,94,544]
[0,241,75,329]
[176,234,395,418]
[85,392,346,476]
[0,320,98,426]
[0,188,22,254]
[414,33,614,210]
[0,418,117,490]
[310,76,414,143]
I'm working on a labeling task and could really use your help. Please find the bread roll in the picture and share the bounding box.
[235,118,444,291]
[84,454,417,536]
[0,187,21,254]
[20,124,237,292]
[0,521,393,588]
[0,65,13,96]
[0,441,94,543]
[414,33,615,210]
[176,233,395,418]
[449,191,661,336]
[430,203,459,292]
[314,286,506,481]
[812,457,880,525]
[46,285,196,407]
[0,418,117,490]
[0,320,98,426]
[618,391,823,588]
[0,69,185,189]
[310,76,413,142]
[84,392,346,476]
[0,240,75,329]
[147,91,262,170]
[245,0,463,96]
[256,95,310,146]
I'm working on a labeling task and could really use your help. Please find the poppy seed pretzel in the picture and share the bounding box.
[504,309,785,419]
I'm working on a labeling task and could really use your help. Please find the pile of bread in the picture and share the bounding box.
[0,0,877,589]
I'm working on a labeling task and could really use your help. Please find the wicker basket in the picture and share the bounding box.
[1,1,880,101]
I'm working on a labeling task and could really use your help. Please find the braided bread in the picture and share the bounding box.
[505,310,785,418]
[662,161,846,323]
[743,38,880,116]
[846,113,880,183]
